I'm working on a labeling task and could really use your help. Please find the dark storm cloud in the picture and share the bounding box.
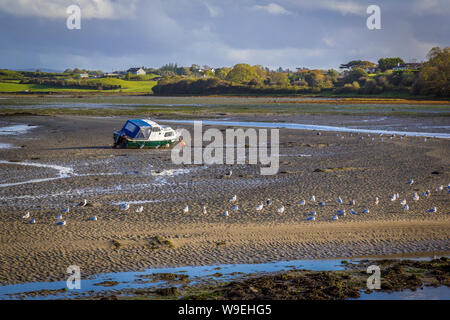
[0,0,448,71]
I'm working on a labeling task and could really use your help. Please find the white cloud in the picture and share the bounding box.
[285,0,365,15]
[204,1,221,17]
[410,0,450,15]
[252,3,291,15]
[0,0,137,19]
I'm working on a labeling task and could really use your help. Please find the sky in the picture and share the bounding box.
[0,0,448,72]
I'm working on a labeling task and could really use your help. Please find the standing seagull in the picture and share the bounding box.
[265,198,272,206]
[319,201,326,207]
[407,179,414,185]
[135,206,144,213]
[349,200,355,206]
[299,200,306,206]
[427,207,437,213]
[403,204,409,211]
[400,199,407,206]
[256,203,264,211]
[336,209,346,216]
[232,205,239,212]
[56,220,66,226]
[332,215,339,221]
[62,207,70,214]
[89,216,98,221]
[226,169,232,177]
[337,196,343,204]
[229,195,237,202]
[309,211,317,216]
[222,211,229,217]
[413,193,420,201]
[120,203,130,211]
[361,209,370,214]
[374,197,379,205]
[310,195,316,202]
[277,206,285,213]
[183,205,189,213]
[350,209,357,215]
[78,199,87,207]
[28,219,36,224]
[22,212,30,219]
[56,214,63,220]
[202,206,207,215]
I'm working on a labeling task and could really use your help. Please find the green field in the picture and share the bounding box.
[0,78,157,93]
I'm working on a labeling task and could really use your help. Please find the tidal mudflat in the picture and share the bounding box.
[0,99,449,300]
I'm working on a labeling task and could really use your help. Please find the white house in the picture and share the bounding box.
[127,67,146,75]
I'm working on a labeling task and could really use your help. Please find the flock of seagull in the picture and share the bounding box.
[21,179,448,225]
[183,177,448,220]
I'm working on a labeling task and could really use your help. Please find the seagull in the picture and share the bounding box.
[309,211,317,216]
[349,200,355,206]
[319,201,326,207]
[403,204,409,211]
[232,205,239,211]
[337,196,343,204]
[202,206,207,215]
[390,194,397,201]
[299,200,306,206]
[407,179,414,185]
[22,212,30,219]
[62,207,70,214]
[229,195,237,202]
[226,169,232,177]
[56,220,66,226]
[256,203,264,211]
[120,203,130,211]
[78,199,87,207]
[361,209,370,214]
[310,195,316,202]
[135,206,144,213]
[427,207,437,213]
[350,209,357,215]
[56,214,63,220]
[183,205,189,213]
[400,199,407,206]
[436,185,444,192]
[277,206,285,213]
[222,211,229,217]
[424,138,427,142]
[28,219,36,224]
[306,216,315,221]
[332,215,339,221]
[413,193,420,201]
[89,216,98,221]
[265,198,272,206]
[336,209,346,216]
[374,197,379,205]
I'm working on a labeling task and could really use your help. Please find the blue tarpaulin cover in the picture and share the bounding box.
[120,119,152,138]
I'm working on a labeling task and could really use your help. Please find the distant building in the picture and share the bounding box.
[365,67,377,74]
[79,73,89,78]
[392,63,423,71]
[127,67,146,75]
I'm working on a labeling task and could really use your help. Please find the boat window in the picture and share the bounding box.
[152,127,161,132]
[165,132,174,137]
[124,122,137,133]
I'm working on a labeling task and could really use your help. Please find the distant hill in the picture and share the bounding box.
[11,68,63,73]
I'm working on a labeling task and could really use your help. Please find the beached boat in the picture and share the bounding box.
[113,119,180,148]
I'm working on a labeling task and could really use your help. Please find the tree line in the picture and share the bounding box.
[152,47,449,97]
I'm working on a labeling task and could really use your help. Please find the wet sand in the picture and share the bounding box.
[0,114,449,285]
